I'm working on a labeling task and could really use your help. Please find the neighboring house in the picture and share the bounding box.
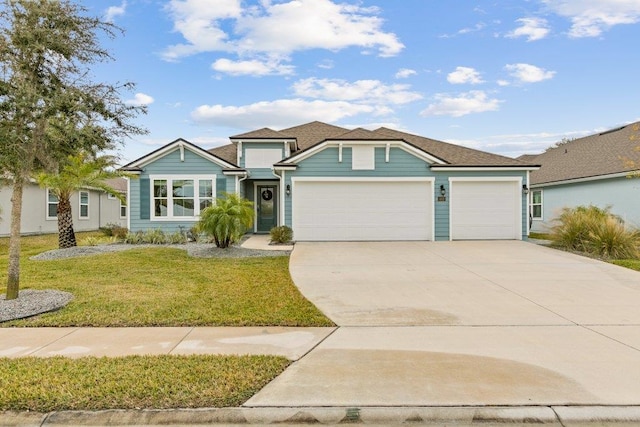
[121,121,539,241]
[523,121,640,233]
[0,178,127,236]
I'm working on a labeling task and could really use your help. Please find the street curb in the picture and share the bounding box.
[5,406,640,425]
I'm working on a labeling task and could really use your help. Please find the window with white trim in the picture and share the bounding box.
[47,189,58,220]
[120,200,127,219]
[531,190,543,220]
[79,191,89,219]
[151,176,215,219]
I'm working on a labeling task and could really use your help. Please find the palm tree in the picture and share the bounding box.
[37,152,129,249]
[197,193,254,248]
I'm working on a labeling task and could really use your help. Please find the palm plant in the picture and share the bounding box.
[37,152,129,249]
[197,193,254,248]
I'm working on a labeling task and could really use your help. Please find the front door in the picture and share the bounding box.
[257,185,278,233]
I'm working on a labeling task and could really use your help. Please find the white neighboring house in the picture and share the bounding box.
[0,178,127,236]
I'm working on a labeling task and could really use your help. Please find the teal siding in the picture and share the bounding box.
[129,147,226,233]
[225,176,236,194]
[285,147,434,229]
[284,146,528,240]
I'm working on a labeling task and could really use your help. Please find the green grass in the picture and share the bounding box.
[528,232,551,240]
[1,233,333,327]
[611,259,640,271]
[0,355,290,411]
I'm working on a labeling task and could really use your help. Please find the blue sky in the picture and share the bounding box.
[87,0,640,165]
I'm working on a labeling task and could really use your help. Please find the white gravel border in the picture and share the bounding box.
[0,289,73,322]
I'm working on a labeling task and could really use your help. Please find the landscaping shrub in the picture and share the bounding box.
[99,223,128,240]
[197,193,254,248]
[270,225,293,244]
[550,205,640,259]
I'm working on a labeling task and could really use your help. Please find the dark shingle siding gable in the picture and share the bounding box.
[527,122,640,185]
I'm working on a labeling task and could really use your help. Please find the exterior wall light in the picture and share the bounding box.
[440,184,446,196]
[286,184,291,196]
[522,184,529,194]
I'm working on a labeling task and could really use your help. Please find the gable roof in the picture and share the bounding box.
[373,127,534,167]
[121,138,236,171]
[526,122,640,185]
[195,121,538,169]
[230,127,294,139]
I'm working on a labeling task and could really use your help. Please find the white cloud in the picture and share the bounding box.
[439,22,486,38]
[125,93,155,106]
[162,0,403,64]
[506,17,550,41]
[447,66,484,85]
[542,0,640,38]
[395,68,417,79]
[505,63,556,83]
[191,99,385,129]
[420,91,501,118]
[211,58,294,76]
[497,79,510,86]
[317,59,335,69]
[162,0,243,61]
[105,1,127,22]
[292,78,423,105]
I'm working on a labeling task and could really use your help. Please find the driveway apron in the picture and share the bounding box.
[246,241,640,407]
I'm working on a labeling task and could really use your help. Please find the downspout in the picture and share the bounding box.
[237,172,248,196]
[271,168,284,226]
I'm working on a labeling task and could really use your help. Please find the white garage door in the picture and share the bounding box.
[292,179,433,241]
[450,180,522,240]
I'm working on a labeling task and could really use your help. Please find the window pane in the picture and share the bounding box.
[199,180,213,198]
[48,191,58,203]
[154,180,167,197]
[173,199,194,216]
[532,191,542,204]
[173,180,194,197]
[80,192,89,204]
[48,204,58,218]
[120,206,127,217]
[80,205,88,217]
[200,199,212,211]
[155,199,168,216]
[533,205,542,218]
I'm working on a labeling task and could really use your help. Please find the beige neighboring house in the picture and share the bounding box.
[0,178,127,237]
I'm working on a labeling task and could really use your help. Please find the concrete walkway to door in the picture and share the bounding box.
[246,241,640,407]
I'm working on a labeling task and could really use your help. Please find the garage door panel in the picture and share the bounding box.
[293,180,432,241]
[451,181,521,240]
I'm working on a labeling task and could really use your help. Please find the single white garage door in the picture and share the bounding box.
[450,180,522,240]
[292,179,433,241]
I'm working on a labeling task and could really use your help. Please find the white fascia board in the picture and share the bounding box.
[292,176,434,183]
[449,176,523,182]
[432,166,540,172]
[222,170,248,176]
[530,171,639,188]
[231,138,296,144]
[127,140,236,170]
[274,165,297,171]
[283,140,444,165]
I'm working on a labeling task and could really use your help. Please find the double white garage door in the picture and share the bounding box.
[292,179,522,241]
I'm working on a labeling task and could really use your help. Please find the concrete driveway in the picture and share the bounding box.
[246,241,640,407]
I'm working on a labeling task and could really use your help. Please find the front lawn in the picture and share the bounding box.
[0,354,290,411]
[611,259,640,271]
[1,233,332,327]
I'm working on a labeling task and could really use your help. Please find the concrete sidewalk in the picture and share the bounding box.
[0,326,334,360]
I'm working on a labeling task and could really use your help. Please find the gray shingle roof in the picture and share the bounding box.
[230,128,294,139]
[526,122,640,185]
[206,121,539,168]
[208,143,237,165]
[373,127,534,167]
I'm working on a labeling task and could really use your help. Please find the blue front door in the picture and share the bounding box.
[257,185,277,233]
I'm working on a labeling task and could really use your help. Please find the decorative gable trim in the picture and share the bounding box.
[121,138,237,171]
[281,139,446,165]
